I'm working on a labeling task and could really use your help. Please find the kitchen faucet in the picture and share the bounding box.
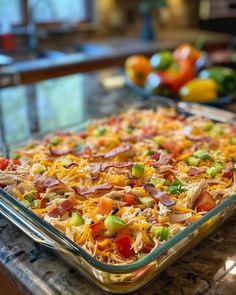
[27,0,56,50]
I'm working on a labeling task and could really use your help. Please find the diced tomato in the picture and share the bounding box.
[163,142,179,157]
[115,235,135,259]
[60,199,73,211]
[0,158,9,171]
[123,193,137,206]
[79,131,88,139]
[98,197,113,215]
[232,125,236,135]
[40,198,48,208]
[68,195,78,206]
[142,244,153,253]
[47,205,61,217]
[116,228,131,239]
[194,191,216,212]
[35,192,41,199]
[90,221,105,239]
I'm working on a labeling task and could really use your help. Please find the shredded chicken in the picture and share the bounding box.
[187,179,207,208]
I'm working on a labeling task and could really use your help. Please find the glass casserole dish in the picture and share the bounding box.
[0,100,236,293]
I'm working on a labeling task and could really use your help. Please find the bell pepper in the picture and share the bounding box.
[186,156,200,167]
[146,59,195,97]
[230,137,236,145]
[173,43,201,64]
[132,163,145,178]
[150,51,173,71]
[125,55,152,86]
[193,150,212,161]
[198,66,236,96]
[70,212,84,226]
[104,215,127,235]
[179,78,217,102]
[24,193,35,203]
[139,197,154,207]
[206,161,224,177]
[150,226,170,241]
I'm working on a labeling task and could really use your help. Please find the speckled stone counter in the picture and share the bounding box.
[1,69,236,295]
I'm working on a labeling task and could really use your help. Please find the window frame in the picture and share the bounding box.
[10,0,95,31]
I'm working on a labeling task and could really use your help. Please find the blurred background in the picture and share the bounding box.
[0,0,235,146]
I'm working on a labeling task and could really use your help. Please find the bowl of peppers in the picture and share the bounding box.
[125,44,236,105]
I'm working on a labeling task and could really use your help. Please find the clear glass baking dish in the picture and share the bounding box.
[1,100,236,293]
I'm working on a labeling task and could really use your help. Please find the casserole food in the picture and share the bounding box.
[1,104,236,292]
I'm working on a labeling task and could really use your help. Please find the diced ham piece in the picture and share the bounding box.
[188,167,202,176]
[60,199,73,211]
[34,176,60,191]
[73,183,113,196]
[92,145,131,159]
[47,205,61,218]
[223,164,234,178]
[49,146,74,156]
[101,162,133,172]
[144,183,175,207]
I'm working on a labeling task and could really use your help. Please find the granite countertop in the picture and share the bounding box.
[1,68,236,295]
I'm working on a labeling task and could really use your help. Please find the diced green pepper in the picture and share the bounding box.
[132,163,145,178]
[203,121,214,132]
[104,215,127,235]
[125,127,133,134]
[70,212,84,226]
[139,197,154,207]
[11,153,20,160]
[24,193,35,203]
[168,178,186,195]
[150,177,165,186]
[152,135,165,145]
[22,200,31,208]
[186,156,200,167]
[30,200,40,209]
[144,150,154,156]
[206,161,224,177]
[49,136,60,146]
[193,150,212,161]
[230,137,236,145]
[212,125,223,136]
[150,226,170,241]
[93,127,107,137]
[48,192,58,201]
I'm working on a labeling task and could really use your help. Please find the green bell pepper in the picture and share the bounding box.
[198,66,236,96]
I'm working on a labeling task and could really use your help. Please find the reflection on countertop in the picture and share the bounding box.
[0,68,137,145]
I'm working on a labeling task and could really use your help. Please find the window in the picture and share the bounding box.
[33,0,89,24]
[0,0,23,25]
[1,0,93,27]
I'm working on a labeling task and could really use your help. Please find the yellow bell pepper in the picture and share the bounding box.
[179,78,217,102]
